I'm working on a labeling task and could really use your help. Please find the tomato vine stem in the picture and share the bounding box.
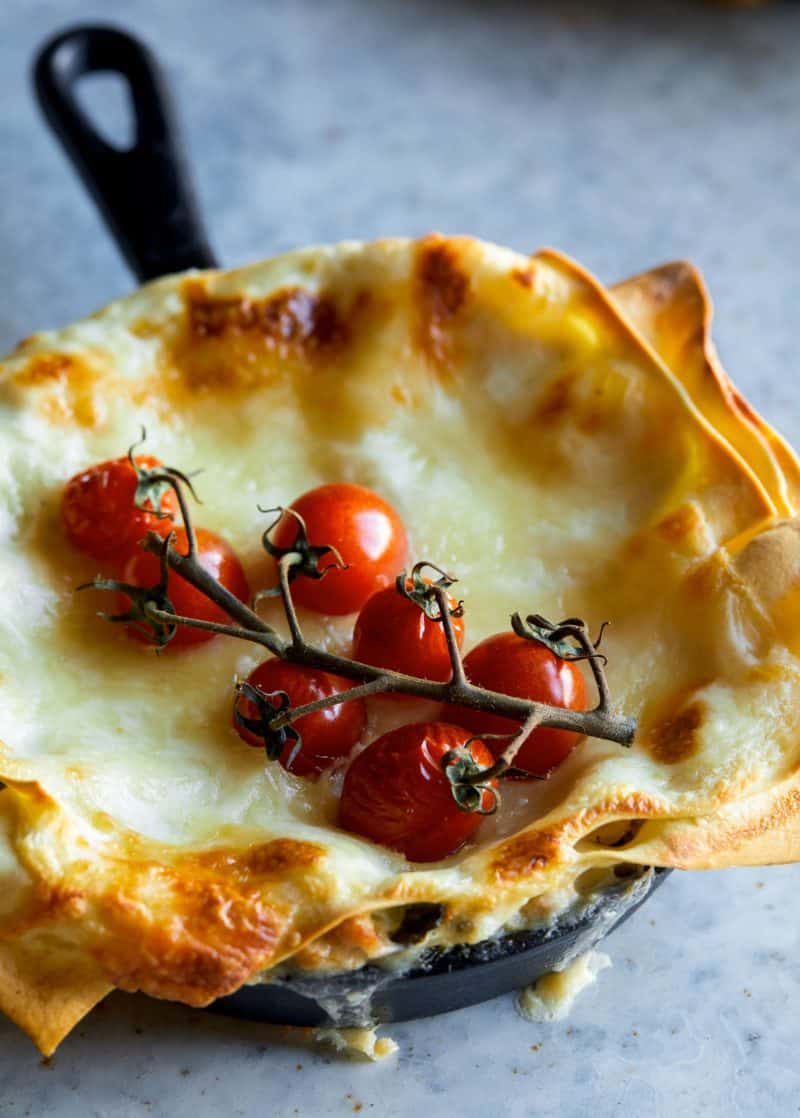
[431,583,468,690]
[84,462,636,807]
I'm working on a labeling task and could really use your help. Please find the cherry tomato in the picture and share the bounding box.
[449,632,587,777]
[352,580,464,684]
[62,454,177,560]
[338,722,496,862]
[271,483,408,616]
[118,527,249,648]
[233,659,366,777]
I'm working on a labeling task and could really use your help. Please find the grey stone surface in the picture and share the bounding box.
[2,1,800,1114]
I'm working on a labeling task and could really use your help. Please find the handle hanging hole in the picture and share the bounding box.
[73,71,135,153]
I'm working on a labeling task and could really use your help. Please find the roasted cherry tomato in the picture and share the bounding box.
[271,483,408,616]
[449,632,587,777]
[233,659,366,777]
[62,454,177,560]
[118,527,249,648]
[352,580,464,684]
[338,722,495,862]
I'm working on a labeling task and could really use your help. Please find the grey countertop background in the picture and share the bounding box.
[2,1,800,1114]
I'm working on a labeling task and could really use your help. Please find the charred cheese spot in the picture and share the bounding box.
[654,502,713,558]
[11,353,105,428]
[489,832,559,884]
[1,878,89,940]
[647,701,705,764]
[13,354,74,387]
[624,505,711,574]
[94,873,287,1006]
[188,839,325,882]
[37,883,88,921]
[414,237,470,367]
[511,266,535,289]
[535,373,575,423]
[10,882,89,934]
[532,361,624,437]
[590,793,662,821]
[188,285,344,346]
[657,504,703,544]
[390,383,411,405]
[170,279,350,393]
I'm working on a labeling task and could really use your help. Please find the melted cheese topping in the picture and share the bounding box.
[0,237,799,1054]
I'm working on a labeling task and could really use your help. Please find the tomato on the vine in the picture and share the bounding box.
[338,722,495,862]
[118,527,249,648]
[449,632,587,777]
[233,659,366,776]
[352,580,464,684]
[271,483,407,615]
[62,454,177,560]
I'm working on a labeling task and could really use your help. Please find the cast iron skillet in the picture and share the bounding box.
[32,24,669,1029]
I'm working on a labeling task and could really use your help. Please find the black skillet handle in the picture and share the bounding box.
[33,25,218,283]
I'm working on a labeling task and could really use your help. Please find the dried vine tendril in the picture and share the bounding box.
[232,681,301,764]
[128,426,202,524]
[78,533,178,648]
[81,436,636,815]
[442,742,501,814]
[512,612,609,665]
[257,506,348,594]
[395,561,464,621]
